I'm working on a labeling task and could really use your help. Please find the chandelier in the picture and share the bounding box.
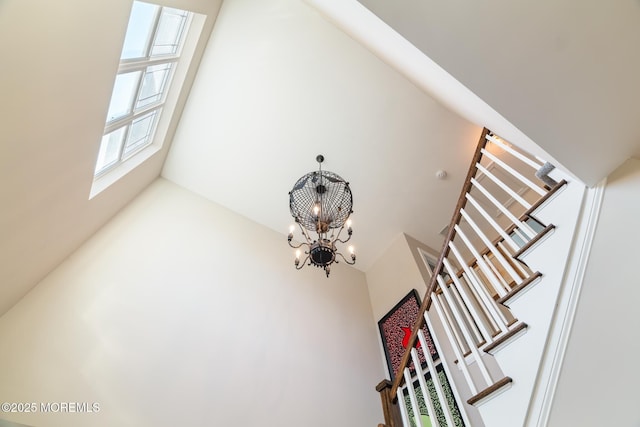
[288,155,355,277]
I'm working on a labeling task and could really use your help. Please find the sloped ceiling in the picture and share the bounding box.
[162,0,481,272]
[0,0,221,316]
[352,0,640,186]
[9,0,599,316]
[0,0,483,317]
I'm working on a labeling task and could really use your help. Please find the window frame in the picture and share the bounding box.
[93,2,193,179]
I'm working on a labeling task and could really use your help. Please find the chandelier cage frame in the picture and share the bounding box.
[287,154,356,277]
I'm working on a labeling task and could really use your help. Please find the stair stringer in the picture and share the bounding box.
[474,174,590,427]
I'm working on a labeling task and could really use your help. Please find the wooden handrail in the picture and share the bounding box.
[389,128,490,401]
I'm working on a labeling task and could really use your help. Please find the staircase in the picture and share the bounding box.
[376,129,597,427]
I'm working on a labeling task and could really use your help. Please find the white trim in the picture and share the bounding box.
[525,178,606,427]
[417,247,436,278]
[89,144,162,198]
[89,8,204,198]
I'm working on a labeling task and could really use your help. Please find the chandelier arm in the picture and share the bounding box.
[333,215,353,242]
[288,240,307,249]
[336,251,356,265]
[335,232,352,245]
[295,253,311,270]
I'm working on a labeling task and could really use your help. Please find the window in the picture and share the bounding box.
[94,1,192,177]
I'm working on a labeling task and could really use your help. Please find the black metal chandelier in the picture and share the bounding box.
[288,154,355,277]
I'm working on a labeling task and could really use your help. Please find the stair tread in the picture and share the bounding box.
[522,179,568,219]
[498,272,543,305]
[514,224,555,259]
[467,376,513,406]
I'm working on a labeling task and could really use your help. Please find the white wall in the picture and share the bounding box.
[0,179,383,427]
[0,0,221,316]
[365,233,432,324]
[548,158,640,427]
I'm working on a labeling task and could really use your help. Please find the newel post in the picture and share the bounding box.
[376,379,403,427]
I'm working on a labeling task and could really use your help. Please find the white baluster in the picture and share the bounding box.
[511,226,532,245]
[423,314,473,427]
[481,148,546,196]
[476,163,532,209]
[442,257,494,343]
[484,254,511,291]
[470,177,537,239]
[436,293,470,355]
[449,279,484,344]
[410,348,441,427]
[465,192,520,252]
[497,241,530,279]
[454,223,508,298]
[437,275,495,386]
[459,208,522,288]
[449,241,510,332]
[462,271,501,333]
[404,368,425,427]
[398,385,412,427]
[431,295,479,395]
[485,134,543,170]
[440,276,483,348]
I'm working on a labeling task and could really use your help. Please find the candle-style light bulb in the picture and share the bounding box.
[295,250,301,266]
[288,225,294,242]
[349,245,356,262]
[346,218,353,235]
[313,205,320,215]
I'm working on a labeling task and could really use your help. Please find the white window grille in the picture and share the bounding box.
[94,1,192,176]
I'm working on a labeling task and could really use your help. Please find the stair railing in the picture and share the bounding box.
[380,128,564,426]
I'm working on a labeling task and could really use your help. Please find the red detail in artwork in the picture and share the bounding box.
[401,327,422,350]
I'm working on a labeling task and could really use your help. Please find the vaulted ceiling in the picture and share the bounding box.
[1,0,638,317]
[347,0,640,186]
[161,0,481,274]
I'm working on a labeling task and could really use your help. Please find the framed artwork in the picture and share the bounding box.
[378,289,438,379]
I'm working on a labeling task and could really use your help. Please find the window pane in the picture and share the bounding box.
[96,127,126,173]
[106,71,142,122]
[121,2,160,59]
[150,8,189,56]
[124,110,159,154]
[135,63,172,109]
